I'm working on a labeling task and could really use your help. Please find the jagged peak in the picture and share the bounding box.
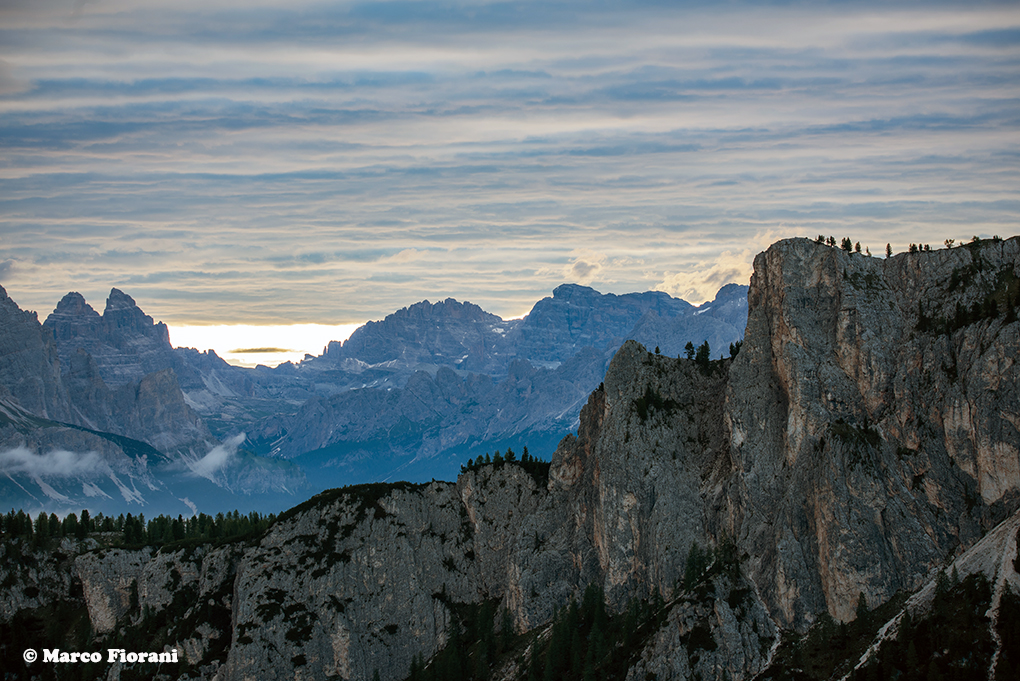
[394,297,496,320]
[552,283,599,298]
[105,287,140,312]
[51,291,100,318]
[545,283,694,315]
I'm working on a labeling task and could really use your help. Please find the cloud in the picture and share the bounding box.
[562,250,607,285]
[1,2,1018,323]
[0,60,29,96]
[0,446,111,478]
[655,231,780,304]
[187,433,246,482]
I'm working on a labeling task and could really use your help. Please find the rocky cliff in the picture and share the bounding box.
[1,284,216,456]
[0,285,308,516]
[0,286,74,423]
[45,289,178,388]
[728,236,1019,627]
[5,236,1018,681]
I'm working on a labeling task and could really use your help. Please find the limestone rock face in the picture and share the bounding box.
[625,575,778,681]
[44,288,178,388]
[0,537,93,621]
[1,286,214,454]
[0,285,73,422]
[75,547,154,633]
[224,469,544,681]
[109,368,214,454]
[728,237,1020,627]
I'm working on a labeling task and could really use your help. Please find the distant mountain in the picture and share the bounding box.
[0,280,748,514]
[249,283,748,487]
[505,283,695,364]
[321,298,513,376]
[0,285,304,516]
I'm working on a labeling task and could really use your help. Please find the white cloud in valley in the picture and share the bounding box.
[0,446,111,478]
[188,433,247,482]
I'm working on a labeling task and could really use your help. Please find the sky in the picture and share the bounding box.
[1,0,1018,332]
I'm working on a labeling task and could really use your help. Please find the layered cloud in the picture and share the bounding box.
[0,446,111,478]
[0,1,1017,323]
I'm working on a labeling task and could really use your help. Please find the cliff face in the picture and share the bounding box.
[0,286,73,422]
[728,237,1020,626]
[535,237,1020,630]
[0,285,215,456]
[44,289,176,388]
[7,237,1018,681]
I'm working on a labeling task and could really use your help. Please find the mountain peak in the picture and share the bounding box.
[551,283,598,298]
[397,297,497,322]
[105,287,140,312]
[53,291,100,318]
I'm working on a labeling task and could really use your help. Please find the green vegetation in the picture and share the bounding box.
[761,571,995,681]
[917,259,1020,335]
[996,580,1020,679]
[405,537,750,681]
[460,446,551,486]
[405,585,670,681]
[816,235,873,256]
[678,339,725,374]
[0,584,93,681]
[632,384,678,423]
[829,418,881,450]
[850,573,993,681]
[1,508,274,550]
[407,597,507,681]
[759,591,906,681]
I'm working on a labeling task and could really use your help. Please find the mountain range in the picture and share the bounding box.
[0,279,746,516]
[2,236,1018,681]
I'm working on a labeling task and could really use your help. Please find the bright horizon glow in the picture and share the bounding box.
[171,323,361,368]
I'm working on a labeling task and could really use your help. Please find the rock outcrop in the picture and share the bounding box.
[728,237,1019,627]
[1,287,215,456]
[0,285,73,422]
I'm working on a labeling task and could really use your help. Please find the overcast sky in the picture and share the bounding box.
[1,0,1018,325]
